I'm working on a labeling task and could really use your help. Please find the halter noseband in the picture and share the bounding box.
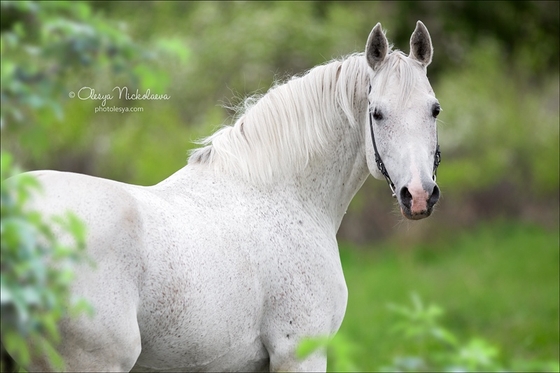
[368,86,441,198]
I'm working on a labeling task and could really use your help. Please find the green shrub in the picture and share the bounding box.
[298,294,559,372]
[0,152,90,371]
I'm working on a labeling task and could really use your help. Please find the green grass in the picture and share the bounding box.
[337,219,559,371]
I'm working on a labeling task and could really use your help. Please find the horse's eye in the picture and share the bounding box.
[432,104,441,118]
[373,108,384,121]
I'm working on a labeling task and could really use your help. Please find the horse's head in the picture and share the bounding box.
[365,21,441,220]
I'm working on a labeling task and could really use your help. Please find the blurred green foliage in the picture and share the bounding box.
[1,0,186,183]
[382,295,510,372]
[1,1,146,126]
[436,38,559,196]
[0,1,558,371]
[304,291,559,372]
[339,220,559,371]
[0,152,90,371]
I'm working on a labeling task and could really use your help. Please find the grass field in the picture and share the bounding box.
[336,219,559,371]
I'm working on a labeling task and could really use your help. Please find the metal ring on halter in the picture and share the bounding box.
[433,144,441,182]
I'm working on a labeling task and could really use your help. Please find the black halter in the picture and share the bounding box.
[368,89,441,198]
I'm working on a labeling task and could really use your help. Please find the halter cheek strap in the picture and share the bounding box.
[369,109,397,197]
[368,87,441,198]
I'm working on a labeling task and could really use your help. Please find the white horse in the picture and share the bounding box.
[14,21,440,372]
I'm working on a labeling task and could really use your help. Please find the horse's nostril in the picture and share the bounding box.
[428,184,440,208]
[400,186,412,209]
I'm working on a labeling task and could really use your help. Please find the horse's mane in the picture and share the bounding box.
[188,50,420,185]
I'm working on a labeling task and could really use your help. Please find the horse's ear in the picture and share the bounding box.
[409,20,433,67]
[365,23,388,70]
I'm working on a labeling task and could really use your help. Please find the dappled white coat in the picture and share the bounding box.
[18,21,440,372]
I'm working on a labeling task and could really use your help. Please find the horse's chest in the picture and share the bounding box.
[133,198,346,370]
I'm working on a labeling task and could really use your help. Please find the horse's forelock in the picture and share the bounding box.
[370,51,423,107]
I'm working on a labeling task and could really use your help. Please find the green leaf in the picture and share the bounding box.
[296,336,330,360]
[2,330,31,367]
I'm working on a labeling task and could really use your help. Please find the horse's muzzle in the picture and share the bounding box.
[399,183,440,220]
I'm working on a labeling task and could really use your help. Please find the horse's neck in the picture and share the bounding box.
[174,116,369,233]
[288,117,369,232]
[183,56,372,231]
